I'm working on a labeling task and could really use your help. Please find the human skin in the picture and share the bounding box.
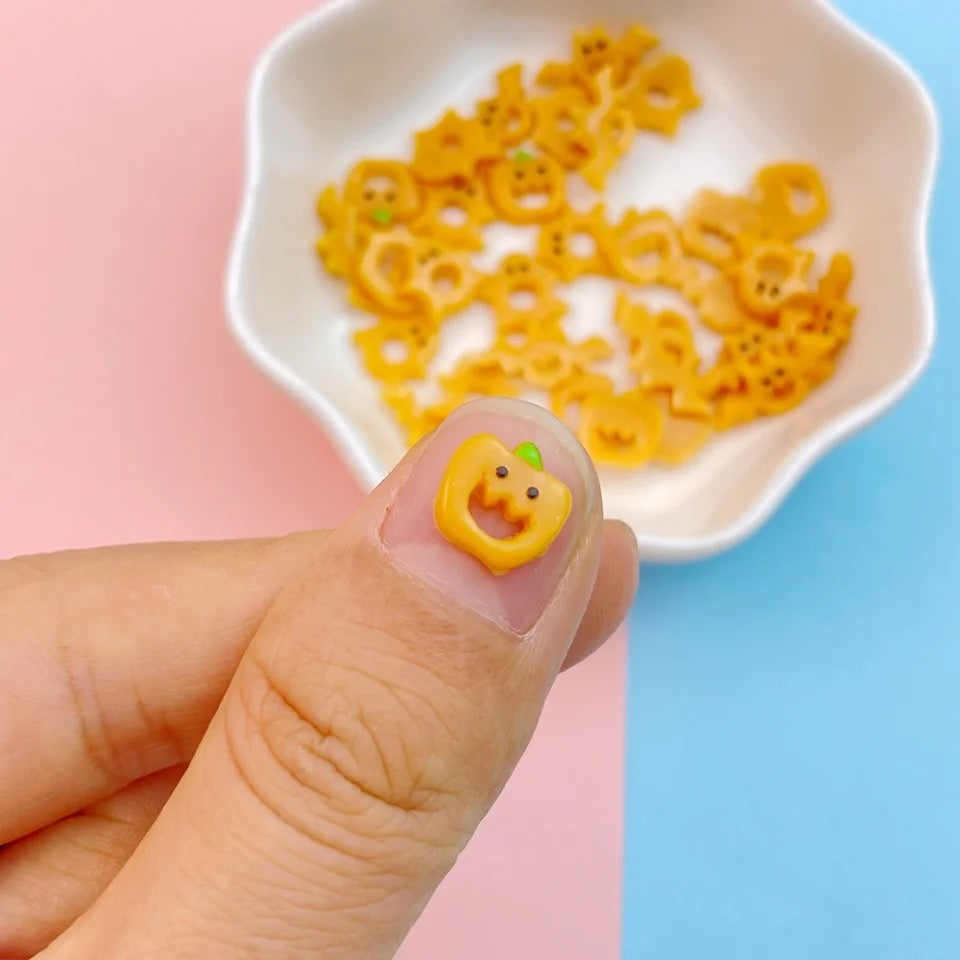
[0,398,638,960]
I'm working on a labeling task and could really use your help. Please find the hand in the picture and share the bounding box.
[0,399,638,960]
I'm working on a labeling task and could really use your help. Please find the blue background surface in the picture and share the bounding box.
[622,2,959,957]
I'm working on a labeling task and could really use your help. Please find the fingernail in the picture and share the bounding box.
[381,398,598,634]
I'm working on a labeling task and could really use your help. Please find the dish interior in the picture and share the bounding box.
[233,0,933,553]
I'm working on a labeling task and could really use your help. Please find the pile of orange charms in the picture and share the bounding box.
[314,23,857,469]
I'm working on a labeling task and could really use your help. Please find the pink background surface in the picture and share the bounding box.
[0,1,625,955]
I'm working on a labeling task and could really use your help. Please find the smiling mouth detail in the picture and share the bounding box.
[435,435,572,575]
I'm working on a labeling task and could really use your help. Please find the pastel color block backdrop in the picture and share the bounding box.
[623,2,959,958]
[0,2,957,959]
[0,2,624,958]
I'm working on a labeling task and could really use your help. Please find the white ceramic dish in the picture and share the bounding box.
[226,0,937,561]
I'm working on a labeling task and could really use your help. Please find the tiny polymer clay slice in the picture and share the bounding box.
[344,159,424,229]
[733,241,815,318]
[405,238,479,322]
[434,435,572,575]
[577,67,638,191]
[412,110,502,184]
[621,53,702,136]
[648,391,714,466]
[532,88,595,171]
[536,24,660,102]
[478,252,569,336]
[485,151,568,225]
[537,204,617,281]
[577,391,664,468]
[752,162,830,241]
[475,64,536,148]
[354,317,437,385]
[609,208,686,286]
[680,188,764,268]
[411,180,494,251]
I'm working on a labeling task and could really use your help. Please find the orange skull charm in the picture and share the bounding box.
[744,352,810,416]
[734,241,815,317]
[435,436,572,574]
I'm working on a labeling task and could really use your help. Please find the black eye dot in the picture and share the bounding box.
[526,486,540,499]
[761,377,772,387]
[756,281,767,293]
[582,43,592,55]
[537,165,547,175]
[385,191,397,202]
[363,189,375,200]
[515,169,525,179]
[597,39,608,50]
[771,285,781,297]
[740,343,749,351]
[553,231,563,240]
[753,333,762,343]
[775,367,785,376]
[496,465,509,478]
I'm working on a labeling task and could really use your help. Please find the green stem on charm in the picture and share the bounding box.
[513,441,543,470]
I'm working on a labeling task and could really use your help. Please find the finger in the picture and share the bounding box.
[49,398,625,960]
[0,531,330,842]
[0,512,632,847]
[0,766,184,958]
[562,519,638,670]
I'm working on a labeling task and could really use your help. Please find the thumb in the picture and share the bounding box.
[48,398,613,960]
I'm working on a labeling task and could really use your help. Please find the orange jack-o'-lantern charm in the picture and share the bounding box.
[434,435,572,575]
[343,160,423,229]
[486,151,568,224]
[577,391,664,468]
